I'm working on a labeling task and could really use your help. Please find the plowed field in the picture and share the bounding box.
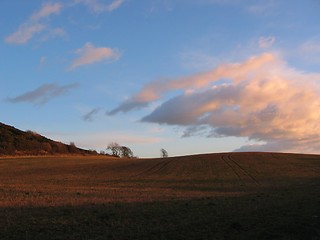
[1,152,319,239]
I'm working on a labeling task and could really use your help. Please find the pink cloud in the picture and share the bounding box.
[108,0,125,11]
[74,0,125,13]
[47,131,162,150]
[5,2,63,45]
[69,43,120,70]
[109,53,277,114]
[110,53,320,153]
[5,23,45,44]
[31,2,62,20]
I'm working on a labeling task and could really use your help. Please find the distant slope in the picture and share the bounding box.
[0,122,96,156]
[129,152,320,185]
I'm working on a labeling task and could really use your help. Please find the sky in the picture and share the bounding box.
[1,0,320,158]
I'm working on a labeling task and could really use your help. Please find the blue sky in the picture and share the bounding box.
[1,0,320,157]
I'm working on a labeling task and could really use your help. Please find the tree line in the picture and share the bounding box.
[106,142,168,159]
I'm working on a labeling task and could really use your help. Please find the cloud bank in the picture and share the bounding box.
[110,53,320,153]
[70,43,120,70]
[7,83,79,105]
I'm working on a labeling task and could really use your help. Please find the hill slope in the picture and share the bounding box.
[0,153,319,239]
[0,122,95,155]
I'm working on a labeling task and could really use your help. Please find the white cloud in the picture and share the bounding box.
[70,43,120,70]
[259,36,275,49]
[110,53,320,153]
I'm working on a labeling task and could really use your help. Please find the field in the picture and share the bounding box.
[0,152,319,239]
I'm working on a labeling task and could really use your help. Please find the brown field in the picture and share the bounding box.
[0,152,319,239]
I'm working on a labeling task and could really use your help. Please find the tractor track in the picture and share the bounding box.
[131,158,173,178]
[227,155,260,185]
[221,154,259,186]
[221,155,244,185]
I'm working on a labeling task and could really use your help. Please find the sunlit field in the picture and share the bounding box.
[1,152,319,239]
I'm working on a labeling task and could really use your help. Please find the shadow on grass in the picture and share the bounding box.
[1,183,320,240]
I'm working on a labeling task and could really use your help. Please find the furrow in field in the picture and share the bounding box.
[131,159,173,177]
[227,154,260,185]
[221,154,246,186]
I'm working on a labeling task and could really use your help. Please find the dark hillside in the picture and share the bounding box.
[0,122,95,156]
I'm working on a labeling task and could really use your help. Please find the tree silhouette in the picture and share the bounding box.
[107,142,134,158]
[160,148,168,158]
[107,142,121,157]
[120,146,134,158]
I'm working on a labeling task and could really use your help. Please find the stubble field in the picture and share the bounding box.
[0,152,319,239]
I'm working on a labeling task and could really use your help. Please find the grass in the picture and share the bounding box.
[0,152,319,239]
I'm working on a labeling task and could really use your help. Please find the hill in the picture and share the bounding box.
[0,152,319,239]
[0,122,96,156]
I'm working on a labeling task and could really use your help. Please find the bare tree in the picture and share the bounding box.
[120,146,134,158]
[160,148,168,158]
[107,142,121,157]
[107,143,134,158]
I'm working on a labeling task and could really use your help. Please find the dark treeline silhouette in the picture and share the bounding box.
[0,122,98,156]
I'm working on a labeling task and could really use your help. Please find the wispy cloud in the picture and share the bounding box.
[39,56,47,66]
[108,0,125,11]
[83,108,101,121]
[5,2,63,44]
[40,27,67,42]
[298,39,320,65]
[247,1,276,15]
[5,23,46,45]
[301,40,320,53]
[179,51,218,71]
[109,53,320,153]
[73,0,125,13]
[30,2,62,20]
[7,83,79,105]
[190,0,240,5]
[5,1,125,44]
[69,43,120,70]
[258,36,275,49]
[46,130,162,151]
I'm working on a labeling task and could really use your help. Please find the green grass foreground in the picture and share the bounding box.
[0,152,319,239]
